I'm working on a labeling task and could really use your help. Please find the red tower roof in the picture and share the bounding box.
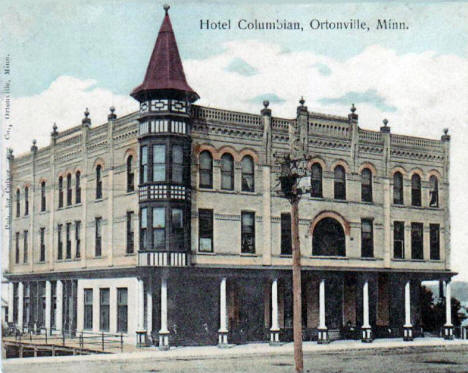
[131,6,199,101]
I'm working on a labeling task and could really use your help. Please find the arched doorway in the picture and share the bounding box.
[312,218,346,256]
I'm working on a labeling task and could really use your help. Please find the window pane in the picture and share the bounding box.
[173,145,183,163]
[153,208,165,228]
[153,144,165,163]
[141,207,147,228]
[172,209,183,229]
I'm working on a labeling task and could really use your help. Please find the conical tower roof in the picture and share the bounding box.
[131,5,199,101]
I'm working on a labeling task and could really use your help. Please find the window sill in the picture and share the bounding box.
[56,258,77,263]
[39,211,48,215]
[391,258,425,262]
[125,190,136,196]
[95,198,104,203]
[392,204,442,211]
[240,253,258,257]
[279,254,292,258]
[125,252,136,256]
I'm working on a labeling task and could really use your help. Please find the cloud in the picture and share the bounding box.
[246,93,285,105]
[225,57,258,76]
[313,63,332,76]
[319,89,397,112]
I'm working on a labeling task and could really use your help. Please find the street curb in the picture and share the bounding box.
[3,339,468,366]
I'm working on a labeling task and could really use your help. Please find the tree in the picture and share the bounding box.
[421,285,463,332]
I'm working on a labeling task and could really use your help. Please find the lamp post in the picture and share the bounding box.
[276,152,310,373]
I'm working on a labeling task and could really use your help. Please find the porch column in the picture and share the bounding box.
[7,282,13,323]
[45,280,51,333]
[443,280,454,339]
[270,278,280,344]
[403,280,413,341]
[18,282,24,330]
[218,277,228,346]
[56,280,63,332]
[317,278,329,344]
[159,276,170,350]
[361,278,372,342]
[146,287,153,341]
[136,278,146,346]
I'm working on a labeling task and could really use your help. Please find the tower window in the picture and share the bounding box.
[153,207,165,249]
[199,151,213,188]
[140,207,148,250]
[153,144,166,182]
[40,227,45,262]
[411,174,421,207]
[334,165,346,200]
[57,224,63,260]
[95,217,102,257]
[23,230,28,263]
[393,172,403,204]
[430,224,440,260]
[241,156,254,192]
[171,208,184,250]
[140,146,148,184]
[16,189,20,218]
[361,168,373,202]
[221,153,234,191]
[127,156,134,192]
[310,163,322,198]
[15,232,20,264]
[126,211,134,254]
[172,145,183,183]
[75,221,81,258]
[66,222,71,259]
[393,221,405,259]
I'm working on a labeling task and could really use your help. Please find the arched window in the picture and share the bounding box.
[393,172,403,204]
[58,176,63,208]
[334,165,346,200]
[76,171,81,204]
[411,174,421,206]
[312,218,345,256]
[221,153,234,191]
[66,174,72,206]
[429,175,439,207]
[24,187,29,216]
[310,163,323,198]
[96,165,102,199]
[16,189,20,217]
[41,182,46,212]
[241,156,254,192]
[361,168,373,202]
[199,151,213,188]
[127,156,134,192]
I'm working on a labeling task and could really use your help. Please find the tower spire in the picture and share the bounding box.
[131,5,199,102]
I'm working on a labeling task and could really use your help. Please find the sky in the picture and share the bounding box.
[1,0,468,280]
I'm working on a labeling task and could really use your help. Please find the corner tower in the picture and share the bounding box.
[131,5,198,267]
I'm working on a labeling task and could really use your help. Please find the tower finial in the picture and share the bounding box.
[163,4,170,14]
[82,108,91,126]
[299,96,305,106]
[350,103,356,113]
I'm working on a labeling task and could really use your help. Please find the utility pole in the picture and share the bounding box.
[276,153,309,373]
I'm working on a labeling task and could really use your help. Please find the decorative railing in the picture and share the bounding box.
[391,134,442,148]
[360,129,383,143]
[309,121,351,138]
[138,251,189,267]
[192,105,262,126]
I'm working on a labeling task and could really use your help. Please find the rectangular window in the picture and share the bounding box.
[280,213,292,255]
[76,173,81,204]
[153,207,165,249]
[40,228,45,262]
[23,230,28,263]
[58,178,64,208]
[41,183,46,212]
[15,232,20,264]
[140,146,148,183]
[140,207,148,250]
[75,221,81,258]
[172,144,183,183]
[199,209,213,252]
[117,288,128,333]
[411,223,424,260]
[153,144,166,182]
[95,218,102,257]
[361,219,374,257]
[25,188,29,216]
[99,288,110,332]
[393,221,405,259]
[171,208,184,250]
[126,211,134,254]
[430,224,440,260]
[57,224,63,260]
[84,289,93,330]
[66,223,71,259]
[67,176,72,206]
[241,211,255,254]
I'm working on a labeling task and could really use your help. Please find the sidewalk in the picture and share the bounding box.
[4,337,468,367]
